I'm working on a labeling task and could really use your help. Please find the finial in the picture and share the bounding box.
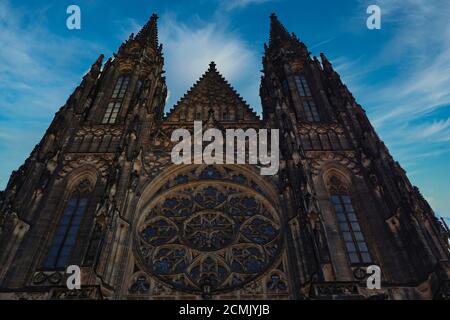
[320,53,334,73]
[268,12,292,46]
[96,54,104,64]
[135,12,159,49]
[320,52,330,64]
[209,61,217,71]
[88,54,104,73]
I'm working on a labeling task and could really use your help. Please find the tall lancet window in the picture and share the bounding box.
[328,176,372,265]
[303,100,320,122]
[294,75,311,97]
[43,180,92,268]
[102,75,130,124]
[294,75,320,122]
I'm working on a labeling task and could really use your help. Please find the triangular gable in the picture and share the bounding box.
[165,62,260,124]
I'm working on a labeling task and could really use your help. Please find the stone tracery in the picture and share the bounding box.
[135,166,282,294]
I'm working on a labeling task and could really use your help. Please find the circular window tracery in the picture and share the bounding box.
[183,211,236,251]
[136,172,282,294]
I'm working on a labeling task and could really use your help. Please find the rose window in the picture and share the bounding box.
[136,180,281,294]
[183,211,235,251]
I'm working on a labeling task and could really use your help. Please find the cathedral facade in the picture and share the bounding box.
[0,13,449,300]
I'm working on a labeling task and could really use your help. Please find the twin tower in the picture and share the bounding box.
[0,13,449,300]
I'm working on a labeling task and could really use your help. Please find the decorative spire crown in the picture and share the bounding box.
[208,61,217,71]
[135,13,159,49]
[320,53,334,74]
[83,54,104,80]
[269,13,292,46]
[92,54,104,69]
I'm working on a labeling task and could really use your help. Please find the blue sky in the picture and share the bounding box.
[0,0,449,220]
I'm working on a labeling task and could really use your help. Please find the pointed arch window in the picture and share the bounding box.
[111,75,130,99]
[43,180,92,268]
[102,75,130,124]
[303,100,320,122]
[294,75,311,97]
[329,176,372,265]
[102,102,121,124]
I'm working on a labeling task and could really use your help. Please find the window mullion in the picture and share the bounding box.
[337,194,360,264]
[342,195,363,263]
[55,195,80,267]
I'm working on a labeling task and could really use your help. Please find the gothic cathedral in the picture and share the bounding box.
[0,13,449,300]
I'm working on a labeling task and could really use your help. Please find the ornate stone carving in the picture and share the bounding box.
[309,151,361,177]
[135,167,282,296]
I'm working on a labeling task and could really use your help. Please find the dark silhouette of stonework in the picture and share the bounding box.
[0,13,449,300]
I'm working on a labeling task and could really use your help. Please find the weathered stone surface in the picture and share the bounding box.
[0,13,448,300]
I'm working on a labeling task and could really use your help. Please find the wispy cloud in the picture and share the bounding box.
[158,13,259,108]
[0,1,103,188]
[220,0,274,11]
[328,0,450,216]
[351,0,450,127]
[413,118,450,140]
[0,2,104,116]
[334,0,450,148]
[114,17,143,41]
[310,37,338,50]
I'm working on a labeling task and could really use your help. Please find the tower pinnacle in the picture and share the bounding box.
[208,61,217,71]
[269,13,292,47]
[135,13,159,49]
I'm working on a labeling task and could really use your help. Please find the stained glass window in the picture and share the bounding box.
[331,190,372,265]
[43,194,89,268]
[111,75,130,99]
[102,75,130,124]
[102,102,121,124]
[303,100,320,122]
[136,171,281,294]
[294,75,311,97]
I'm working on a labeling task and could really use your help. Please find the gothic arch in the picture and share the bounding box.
[38,166,100,270]
[63,165,99,194]
[128,164,287,297]
[314,163,375,279]
[312,163,361,280]
[136,164,281,214]
[322,167,352,191]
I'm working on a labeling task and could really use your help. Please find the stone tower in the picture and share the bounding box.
[0,13,448,300]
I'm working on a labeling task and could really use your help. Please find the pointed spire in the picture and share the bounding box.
[269,13,292,47]
[320,53,334,74]
[208,61,217,72]
[91,54,104,70]
[135,13,159,49]
[82,54,104,82]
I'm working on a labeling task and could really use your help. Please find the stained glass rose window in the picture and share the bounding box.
[136,172,281,294]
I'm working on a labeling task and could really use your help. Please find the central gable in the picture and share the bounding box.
[165,62,260,125]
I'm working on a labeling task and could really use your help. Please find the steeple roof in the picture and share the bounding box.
[135,13,159,49]
[166,62,260,123]
[269,13,292,47]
